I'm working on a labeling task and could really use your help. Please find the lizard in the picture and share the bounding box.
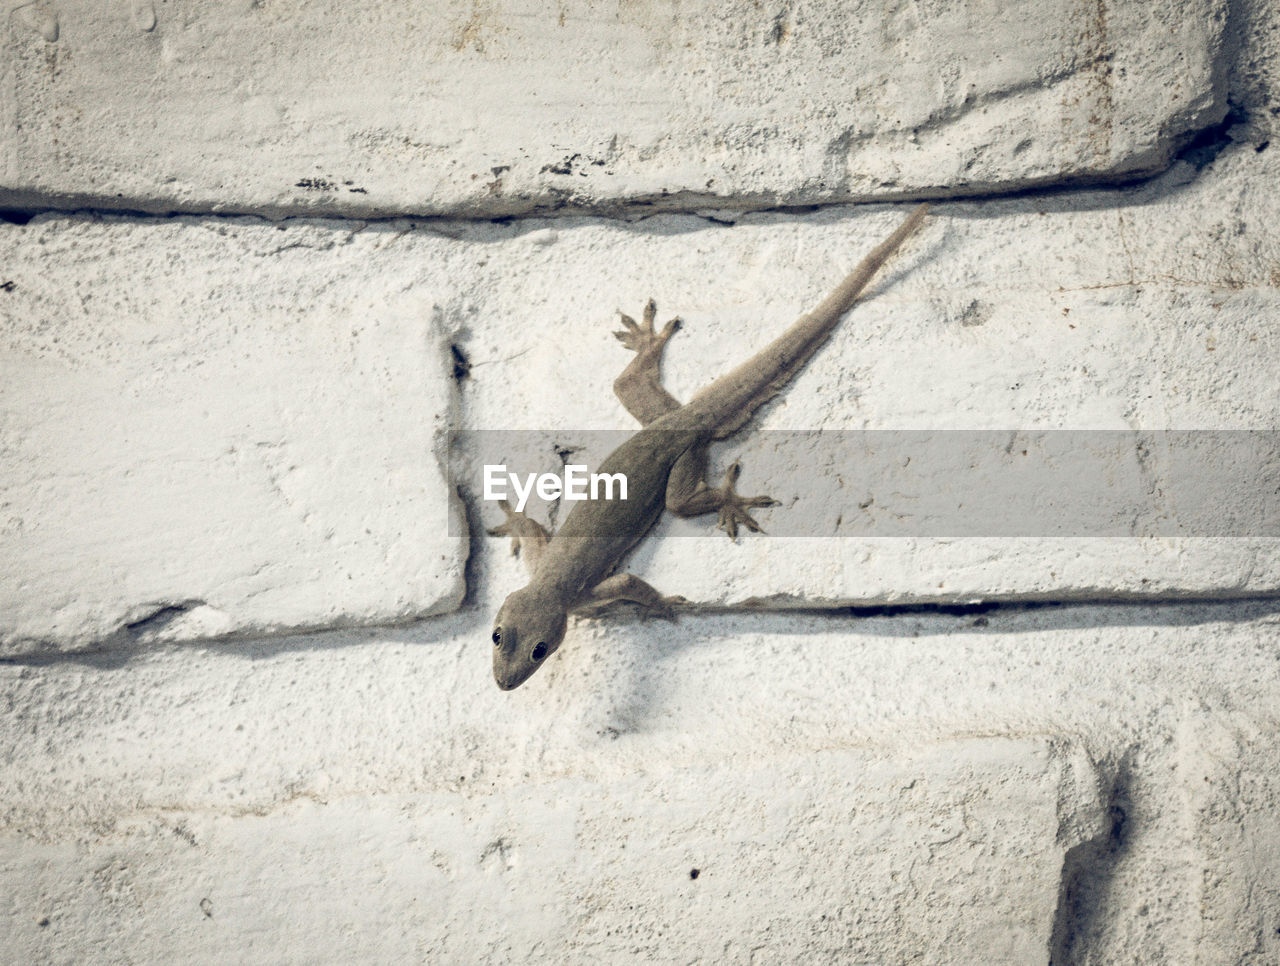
[488,203,929,690]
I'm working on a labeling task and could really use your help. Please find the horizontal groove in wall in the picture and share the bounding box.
[3,594,1278,667]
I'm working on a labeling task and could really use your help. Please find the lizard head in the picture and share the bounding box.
[491,586,568,690]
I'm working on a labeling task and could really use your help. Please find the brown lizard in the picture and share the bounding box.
[488,203,929,690]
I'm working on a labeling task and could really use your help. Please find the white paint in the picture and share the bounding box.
[0,739,1102,964]
[467,145,1280,608]
[0,218,467,655]
[1,0,1279,962]
[1,603,1278,963]
[0,0,1227,218]
[11,2,59,42]
[6,139,1280,652]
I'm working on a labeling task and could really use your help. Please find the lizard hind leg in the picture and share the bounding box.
[611,299,684,426]
[486,499,551,577]
[666,455,780,540]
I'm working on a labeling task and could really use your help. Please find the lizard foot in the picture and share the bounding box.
[485,499,550,566]
[714,461,780,540]
[485,500,523,555]
[614,298,681,356]
[652,593,690,622]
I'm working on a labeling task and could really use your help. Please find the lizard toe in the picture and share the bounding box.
[717,501,768,540]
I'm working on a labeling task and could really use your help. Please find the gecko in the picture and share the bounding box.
[488,203,929,690]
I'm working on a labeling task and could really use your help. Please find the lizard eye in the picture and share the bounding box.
[492,629,501,647]
[531,642,548,662]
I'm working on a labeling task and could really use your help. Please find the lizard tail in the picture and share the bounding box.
[801,202,929,330]
[683,202,929,439]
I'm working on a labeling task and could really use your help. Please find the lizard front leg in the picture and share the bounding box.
[486,499,550,577]
[612,299,683,426]
[666,452,780,539]
[575,572,688,619]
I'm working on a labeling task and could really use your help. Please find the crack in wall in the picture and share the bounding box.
[121,600,207,637]
[3,594,1279,667]
[0,107,1261,231]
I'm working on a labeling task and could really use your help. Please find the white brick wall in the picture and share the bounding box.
[2,1,1278,963]
[0,0,1230,216]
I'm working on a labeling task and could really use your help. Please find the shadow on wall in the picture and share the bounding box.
[1049,751,1134,966]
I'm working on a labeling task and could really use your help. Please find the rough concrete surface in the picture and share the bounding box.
[1,0,1227,218]
[0,217,467,654]
[464,143,1280,607]
[1,602,1278,964]
[0,737,1103,964]
[7,146,1280,652]
[4,0,1280,962]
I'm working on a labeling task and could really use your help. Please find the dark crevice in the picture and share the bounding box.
[121,600,206,637]
[450,344,472,381]
[1049,758,1132,965]
[1172,101,1248,171]
[841,599,1055,619]
[486,589,1280,634]
[721,591,1280,628]
[454,484,483,612]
